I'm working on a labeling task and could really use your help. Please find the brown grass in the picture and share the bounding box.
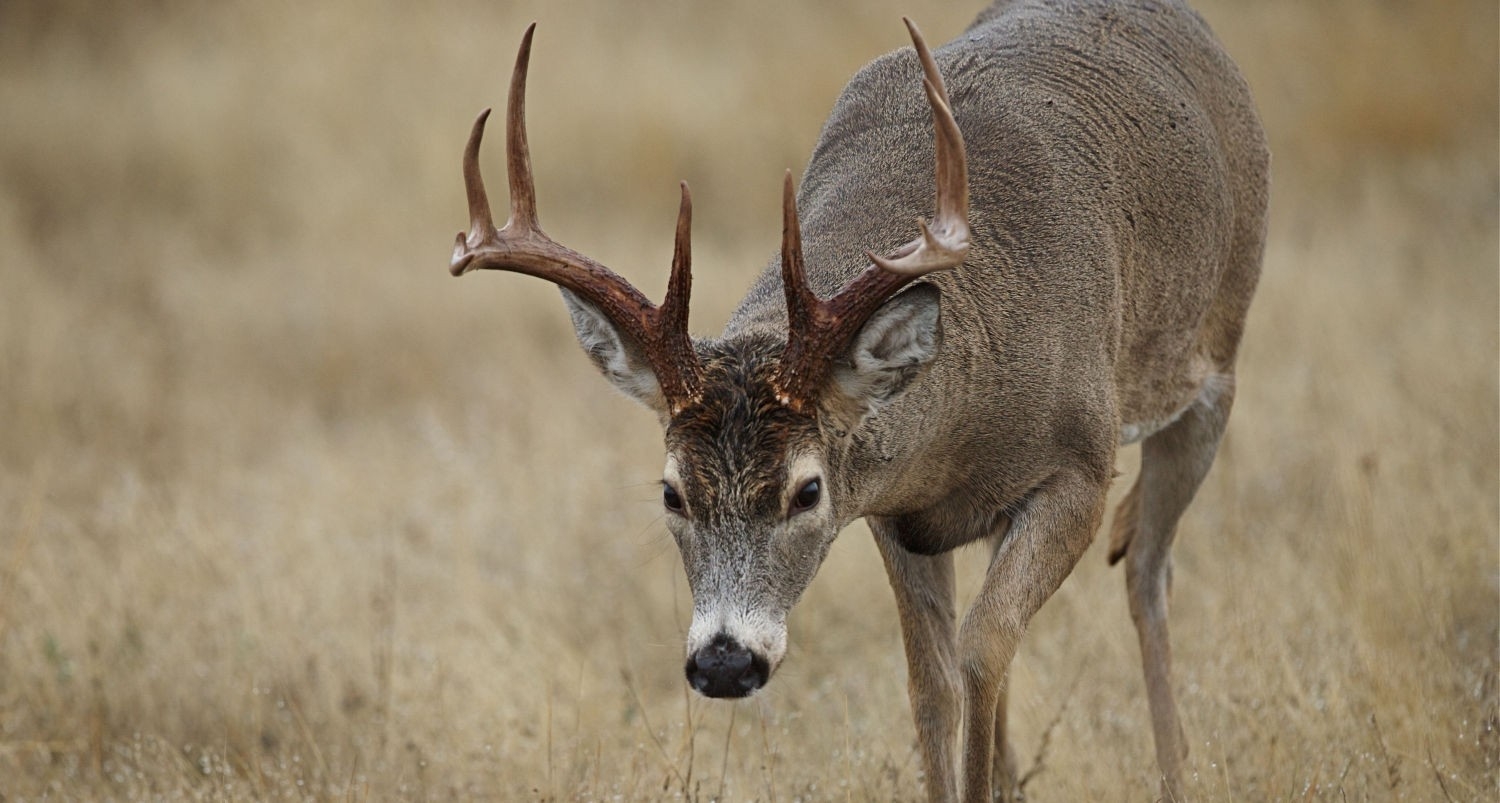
[1,0,1495,799]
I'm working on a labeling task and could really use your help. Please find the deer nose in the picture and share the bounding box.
[685,634,769,698]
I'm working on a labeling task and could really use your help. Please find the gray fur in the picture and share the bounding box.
[562,289,665,411]
[831,283,944,420]
[567,1,1266,799]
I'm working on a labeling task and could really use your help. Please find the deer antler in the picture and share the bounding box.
[773,18,970,411]
[452,24,703,412]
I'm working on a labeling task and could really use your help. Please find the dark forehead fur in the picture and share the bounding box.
[667,334,820,519]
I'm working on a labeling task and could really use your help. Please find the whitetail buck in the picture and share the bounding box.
[449,1,1266,799]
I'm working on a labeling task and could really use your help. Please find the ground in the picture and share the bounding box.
[0,0,1495,799]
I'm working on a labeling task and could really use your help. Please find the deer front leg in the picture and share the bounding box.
[873,521,961,803]
[985,521,1021,802]
[958,469,1108,803]
[992,681,1020,801]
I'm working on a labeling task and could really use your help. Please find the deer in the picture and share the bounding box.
[448,1,1267,800]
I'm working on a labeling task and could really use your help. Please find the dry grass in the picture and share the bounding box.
[0,0,1495,799]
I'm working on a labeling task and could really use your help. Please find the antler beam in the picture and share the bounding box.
[451,24,703,412]
[773,18,970,411]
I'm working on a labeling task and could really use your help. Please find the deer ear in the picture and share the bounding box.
[561,289,669,414]
[830,283,942,418]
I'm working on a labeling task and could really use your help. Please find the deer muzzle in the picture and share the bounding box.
[683,603,787,698]
[684,633,771,698]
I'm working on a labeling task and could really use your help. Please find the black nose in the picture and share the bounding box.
[684,634,769,698]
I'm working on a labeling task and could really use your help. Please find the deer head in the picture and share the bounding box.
[452,20,967,697]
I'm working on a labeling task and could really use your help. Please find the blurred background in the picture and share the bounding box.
[0,0,1494,798]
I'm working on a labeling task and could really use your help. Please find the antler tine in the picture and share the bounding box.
[777,170,818,405]
[910,18,967,229]
[503,22,539,233]
[659,181,694,338]
[780,172,817,329]
[871,18,970,275]
[772,18,970,412]
[449,24,703,411]
[457,109,498,260]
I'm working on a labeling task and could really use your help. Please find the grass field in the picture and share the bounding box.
[1,0,1495,799]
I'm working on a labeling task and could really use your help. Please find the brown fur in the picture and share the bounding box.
[553,1,1267,800]
[718,3,1266,800]
[666,336,819,523]
[1108,479,1140,565]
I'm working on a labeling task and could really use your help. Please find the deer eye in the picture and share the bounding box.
[663,482,684,513]
[790,478,821,515]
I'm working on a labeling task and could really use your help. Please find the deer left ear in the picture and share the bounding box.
[561,288,669,415]
[830,283,942,418]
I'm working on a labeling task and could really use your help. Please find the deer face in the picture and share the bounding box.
[660,337,835,697]
[566,284,942,698]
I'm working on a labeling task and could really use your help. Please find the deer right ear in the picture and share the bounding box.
[561,289,669,414]
[830,283,943,420]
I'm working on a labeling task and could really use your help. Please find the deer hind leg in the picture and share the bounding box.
[1116,372,1235,802]
[958,469,1108,803]
[873,522,962,803]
